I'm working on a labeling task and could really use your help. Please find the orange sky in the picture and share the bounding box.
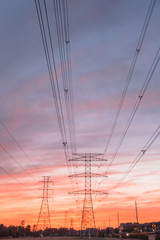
[0,155,160,229]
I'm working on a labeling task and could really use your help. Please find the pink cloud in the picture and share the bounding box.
[143,188,160,195]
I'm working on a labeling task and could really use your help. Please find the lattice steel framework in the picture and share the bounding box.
[69,153,108,230]
[37,176,53,230]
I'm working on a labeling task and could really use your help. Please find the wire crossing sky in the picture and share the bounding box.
[0,0,160,228]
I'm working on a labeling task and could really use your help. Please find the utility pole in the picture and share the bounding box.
[103,220,106,229]
[69,153,108,233]
[135,200,139,223]
[37,176,53,230]
[117,212,119,227]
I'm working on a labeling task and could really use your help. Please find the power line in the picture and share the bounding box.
[52,0,76,153]
[95,0,157,191]
[52,0,79,197]
[0,144,37,181]
[0,165,37,195]
[107,47,160,173]
[35,1,78,190]
[63,0,76,153]
[43,0,69,152]
[104,0,156,154]
[0,120,38,170]
[35,0,70,160]
[35,0,78,201]
[62,0,76,153]
[112,124,160,190]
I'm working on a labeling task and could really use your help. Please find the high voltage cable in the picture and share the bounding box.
[0,166,37,195]
[112,125,160,189]
[35,0,79,201]
[65,0,77,153]
[35,0,70,160]
[96,0,156,184]
[52,0,72,155]
[107,47,160,173]
[43,0,69,155]
[54,0,79,200]
[53,0,76,153]
[52,0,79,191]
[58,1,74,152]
[35,0,74,195]
[43,0,71,158]
[104,0,156,155]
[96,45,160,196]
[0,144,37,182]
[45,0,77,164]
[62,0,76,154]
[0,120,38,170]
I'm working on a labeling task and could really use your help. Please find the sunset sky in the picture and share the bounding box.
[0,0,160,229]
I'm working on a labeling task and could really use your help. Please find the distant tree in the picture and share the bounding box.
[98,230,105,237]
[21,220,25,228]
[0,224,7,237]
[8,225,17,237]
[58,227,68,236]
[105,227,110,236]
[25,224,31,236]
[43,227,54,236]
[32,224,37,232]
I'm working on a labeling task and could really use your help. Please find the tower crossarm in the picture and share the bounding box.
[69,173,108,178]
[69,189,108,195]
[73,153,102,157]
[68,157,82,161]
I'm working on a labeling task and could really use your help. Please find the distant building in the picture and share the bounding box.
[119,221,160,234]
[119,223,134,233]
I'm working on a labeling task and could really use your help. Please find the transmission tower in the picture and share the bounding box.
[69,153,108,231]
[37,176,53,230]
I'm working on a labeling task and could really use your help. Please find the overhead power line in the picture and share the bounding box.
[0,120,38,170]
[107,47,160,173]
[113,124,160,189]
[53,0,76,153]
[35,0,78,201]
[51,0,79,195]
[35,0,70,161]
[0,144,37,181]
[104,0,156,154]
[0,165,37,195]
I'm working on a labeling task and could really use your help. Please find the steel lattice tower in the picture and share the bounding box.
[69,153,108,231]
[81,153,95,230]
[37,176,53,230]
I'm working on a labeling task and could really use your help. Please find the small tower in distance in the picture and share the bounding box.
[37,176,53,230]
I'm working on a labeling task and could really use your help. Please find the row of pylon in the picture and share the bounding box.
[37,153,107,231]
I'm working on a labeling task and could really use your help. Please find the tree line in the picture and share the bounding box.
[0,223,80,238]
